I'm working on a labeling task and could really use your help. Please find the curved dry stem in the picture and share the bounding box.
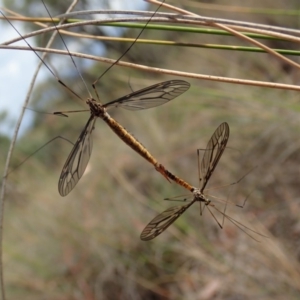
[0,1,80,299]
[3,8,297,38]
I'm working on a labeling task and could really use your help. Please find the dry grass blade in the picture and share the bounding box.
[0,1,80,299]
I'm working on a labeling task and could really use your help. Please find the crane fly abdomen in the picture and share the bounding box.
[102,113,159,166]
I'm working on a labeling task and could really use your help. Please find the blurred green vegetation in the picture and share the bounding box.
[2,0,300,299]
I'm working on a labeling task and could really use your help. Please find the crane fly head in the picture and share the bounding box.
[193,188,210,205]
[86,98,106,117]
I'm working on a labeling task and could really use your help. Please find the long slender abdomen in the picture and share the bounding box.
[102,113,195,189]
[102,113,159,166]
[163,169,194,192]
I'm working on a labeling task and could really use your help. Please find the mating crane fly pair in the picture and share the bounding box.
[58,94,253,240]
[2,1,261,241]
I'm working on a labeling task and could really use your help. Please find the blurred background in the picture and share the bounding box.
[1,0,300,299]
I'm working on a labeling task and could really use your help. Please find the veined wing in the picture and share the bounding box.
[140,202,194,241]
[58,115,96,196]
[200,122,230,192]
[104,80,190,111]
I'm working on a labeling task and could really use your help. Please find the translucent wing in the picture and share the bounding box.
[140,202,194,241]
[58,115,96,196]
[104,80,190,111]
[200,122,230,192]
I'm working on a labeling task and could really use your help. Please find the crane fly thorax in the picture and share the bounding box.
[193,189,208,203]
[86,98,106,117]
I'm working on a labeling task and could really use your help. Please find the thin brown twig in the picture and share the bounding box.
[2,44,300,92]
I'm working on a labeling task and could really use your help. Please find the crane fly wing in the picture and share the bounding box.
[58,115,96,196]
[104,80,190,111]
[140,203,193,241]
[200,122,230,192]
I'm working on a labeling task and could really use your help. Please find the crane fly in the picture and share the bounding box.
[1,1,190,196]
[141,122,264,241]
[57,80,190,196]
[141,122,229,240]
